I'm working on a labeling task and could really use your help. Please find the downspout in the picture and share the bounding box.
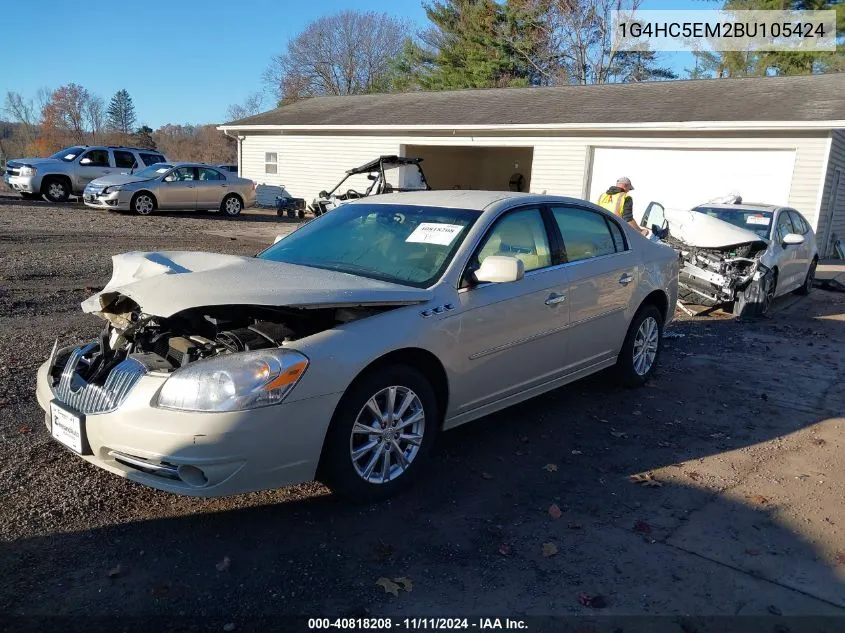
[222,129,244,176]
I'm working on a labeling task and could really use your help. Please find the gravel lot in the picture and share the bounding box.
[1,194,844,627]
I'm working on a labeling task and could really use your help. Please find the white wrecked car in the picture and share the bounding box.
[640,201,818,317]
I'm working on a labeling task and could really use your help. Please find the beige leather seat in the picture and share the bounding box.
[478,217,550,271]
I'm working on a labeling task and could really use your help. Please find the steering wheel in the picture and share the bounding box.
[345,189,363,199]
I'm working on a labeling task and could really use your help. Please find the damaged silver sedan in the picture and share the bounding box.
[641,202,818,318]
[36,191,678,501]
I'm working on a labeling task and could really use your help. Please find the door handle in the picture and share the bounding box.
[545,292,567,306]
[619,273,634,286]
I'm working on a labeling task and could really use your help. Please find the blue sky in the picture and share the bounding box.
[2,0,702,128]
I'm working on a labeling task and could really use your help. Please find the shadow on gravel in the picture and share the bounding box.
[1,293,844,620]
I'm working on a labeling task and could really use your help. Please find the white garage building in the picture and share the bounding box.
[220,74,845,256]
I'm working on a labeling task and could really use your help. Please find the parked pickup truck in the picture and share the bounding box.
[4,145,167,203]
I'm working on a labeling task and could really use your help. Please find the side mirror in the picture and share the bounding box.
[782,233,805,246]
[318,190,328,199]
[474,256,524,284]
[80,158,92,165]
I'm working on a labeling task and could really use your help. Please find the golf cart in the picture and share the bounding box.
[308,155,431,216]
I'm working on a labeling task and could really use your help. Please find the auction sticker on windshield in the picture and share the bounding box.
[746,215,771,225]
[50,401,84,453]
[406,223,465,245]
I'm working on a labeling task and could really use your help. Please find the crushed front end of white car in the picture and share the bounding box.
[658,209,773,316]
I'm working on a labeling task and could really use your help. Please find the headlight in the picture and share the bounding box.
[102,185,123,194]
[19,165,36,177]
[155,349,309,412]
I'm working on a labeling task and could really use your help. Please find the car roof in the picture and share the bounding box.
[167,162,228,169]
[348,189,596,212]
[694,203,783,212]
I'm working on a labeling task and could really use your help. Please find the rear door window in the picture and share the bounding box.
[113,150,137,169]
[550,206,619,262]
[199,168,224,181]
[140,153,166,167]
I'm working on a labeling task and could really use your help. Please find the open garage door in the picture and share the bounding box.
[588,147,797,221]
[404,145,533,192]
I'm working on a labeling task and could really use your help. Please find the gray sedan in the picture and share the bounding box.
[83,162,256,216]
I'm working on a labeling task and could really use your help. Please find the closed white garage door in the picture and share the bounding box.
[588,147,797,221]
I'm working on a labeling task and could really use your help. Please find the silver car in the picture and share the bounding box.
[36,191,679,501]
[83,162,256,216]
[3,145,168,203]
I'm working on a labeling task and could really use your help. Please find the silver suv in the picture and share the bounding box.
[3,145,168,203]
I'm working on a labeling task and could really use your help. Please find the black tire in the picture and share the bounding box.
[319,364,439,502]
[616,304,664,388]
[19,192,41,200]
[733,268,776,319]
[794,259,817,296]
[221,194,242,217]
[131,192,156,216]
[42,177,70,203]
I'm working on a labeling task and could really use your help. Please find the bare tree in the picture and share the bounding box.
[537,0,674,84]
[3,92,39,148]
[85,95,106,143]
[263,10,411,103]
[226,92,264,122]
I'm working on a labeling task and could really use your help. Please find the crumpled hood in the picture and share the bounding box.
[82,251,433,319]
[665,209,768,249]
[88,173,155,187]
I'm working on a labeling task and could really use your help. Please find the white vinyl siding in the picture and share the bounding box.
[817,130,845,257]
[240,130,831,226]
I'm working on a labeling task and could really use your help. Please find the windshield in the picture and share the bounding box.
[258,203,480,287]
[133,163,174,179]
[383,163,428,191]
[50,146,87,162]
[692,207,773,240]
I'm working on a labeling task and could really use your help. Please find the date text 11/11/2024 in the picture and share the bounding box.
[307,618,529,630]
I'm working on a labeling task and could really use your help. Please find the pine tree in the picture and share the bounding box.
[133,125,156,150]
[106,89,137,134]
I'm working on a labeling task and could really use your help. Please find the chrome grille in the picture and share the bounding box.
[53,344,147,415]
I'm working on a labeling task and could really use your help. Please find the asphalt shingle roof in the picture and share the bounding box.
[225,74,845,128]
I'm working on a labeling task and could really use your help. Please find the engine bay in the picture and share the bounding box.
[666,235,767,306]
[50,300,389,388]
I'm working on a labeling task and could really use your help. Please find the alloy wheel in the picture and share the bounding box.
[225,196,241,215]
[349,385,425,484]
[632,316,659,376]
[135,195,154,215]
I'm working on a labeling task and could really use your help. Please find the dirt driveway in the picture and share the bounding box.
[1,195,844,627]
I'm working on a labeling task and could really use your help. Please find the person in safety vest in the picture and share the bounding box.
[597,177,651,237]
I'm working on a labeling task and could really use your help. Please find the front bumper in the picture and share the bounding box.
[82,188,131,210]
[36,359,341,497]
[5,174,39,194]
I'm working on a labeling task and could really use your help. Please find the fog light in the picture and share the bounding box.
[177,464,208,487]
